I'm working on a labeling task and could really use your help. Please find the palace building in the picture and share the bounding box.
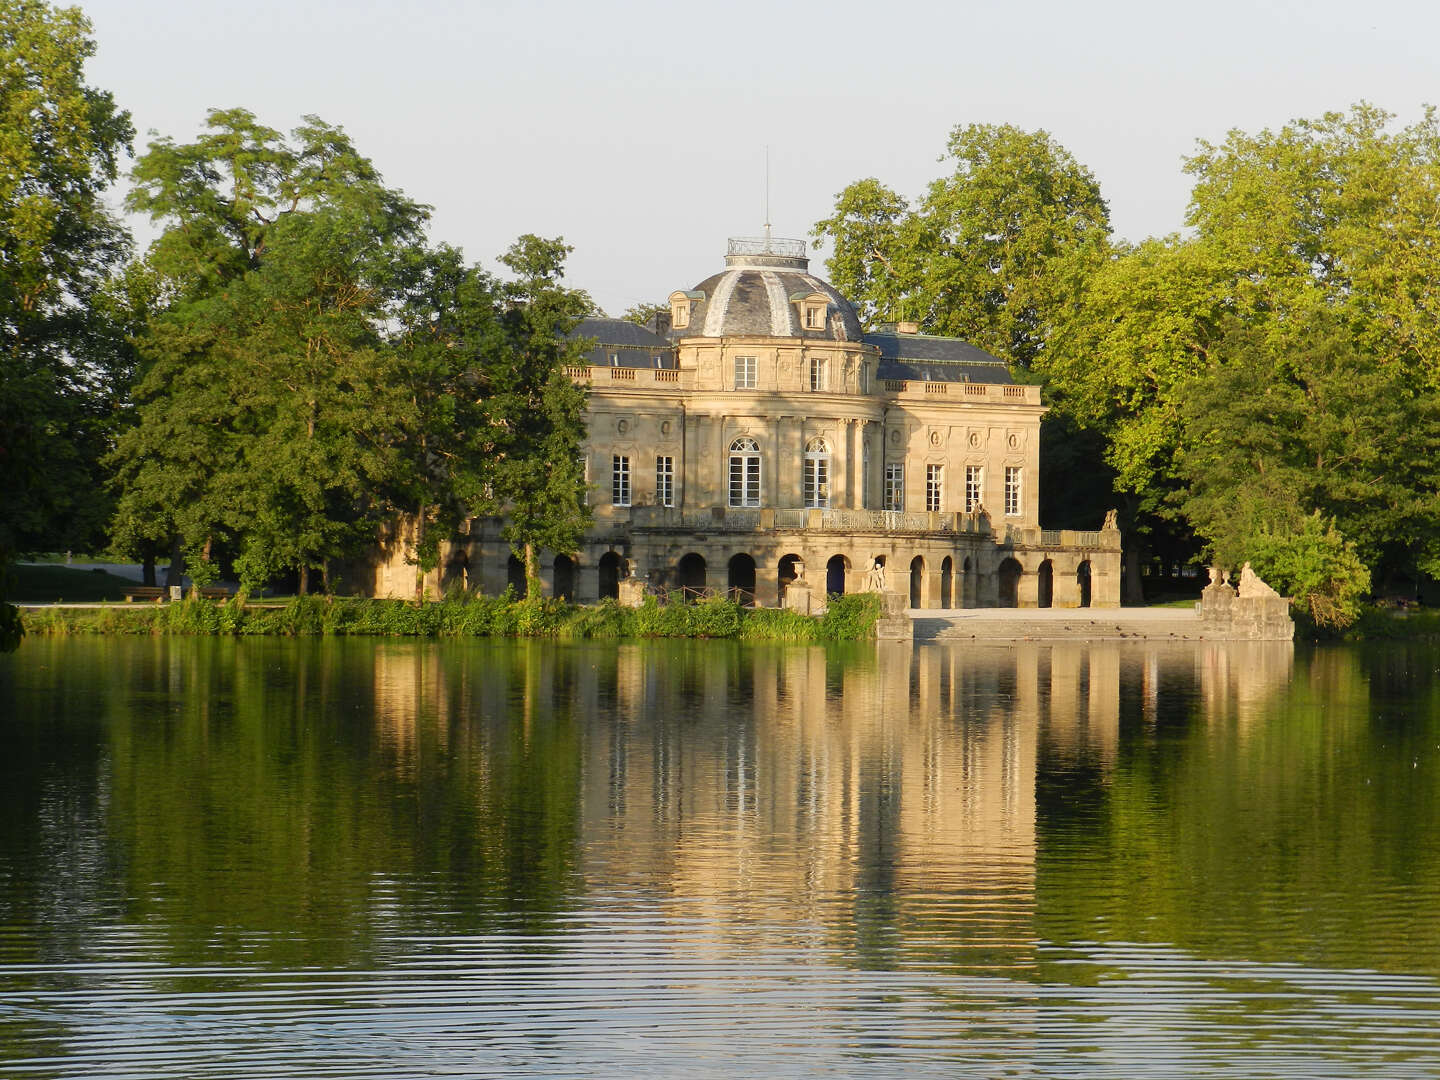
[367,236,1120,608]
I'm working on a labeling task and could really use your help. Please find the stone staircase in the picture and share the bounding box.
[910,608,1209,642]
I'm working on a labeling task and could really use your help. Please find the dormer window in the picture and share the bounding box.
[668,290,704,331]
[790,290,830,333]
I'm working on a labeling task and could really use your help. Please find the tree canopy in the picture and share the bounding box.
[812,123,1111,368]
[0,0,133,648]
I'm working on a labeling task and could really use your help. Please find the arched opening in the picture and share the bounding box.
[962,556,973,608]
[598,551,623,600]
[940,556,953,608]
[553,554,576,601]
[778,553,802,603]
[909,555,925,608]
[1077,560,1092,608]
[678,553,707,600]
[804,437,830,508]
[727,553,756,606]
[998,557,1023,608]
[506,553,528,599]
[1037,559,1053,608]
[826,554,849,596]
[728,437,761,508]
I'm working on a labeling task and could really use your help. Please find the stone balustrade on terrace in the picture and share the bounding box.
[565,365,1041,404]
[611,506,1113,549]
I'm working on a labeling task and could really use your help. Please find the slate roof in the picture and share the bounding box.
[864,330,1014,384]
[678,268,865,342]
[567,317,677,368]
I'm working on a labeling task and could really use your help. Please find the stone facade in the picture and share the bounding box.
[366,237,1122,608]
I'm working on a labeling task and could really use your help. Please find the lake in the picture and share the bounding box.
[1,636,1438,1077]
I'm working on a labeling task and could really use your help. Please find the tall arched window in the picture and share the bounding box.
[804,438,830,508]
[729,437,761,507]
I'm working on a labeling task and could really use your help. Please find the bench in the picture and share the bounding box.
[122,585,232,602]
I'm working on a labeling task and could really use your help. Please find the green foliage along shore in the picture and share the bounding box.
[20,592,883,642]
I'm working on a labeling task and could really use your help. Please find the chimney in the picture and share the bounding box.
[897,321,920,335]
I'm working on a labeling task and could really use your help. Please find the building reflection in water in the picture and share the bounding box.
[364,638,1295,964]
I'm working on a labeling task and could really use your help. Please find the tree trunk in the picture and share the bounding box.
[321,560,330,595]
[299,565,309,596]
[525,542,541,600]
[142,550,156,587]
[164,536,185,589]
[414,509,426,603]
[1122,545,1145,606]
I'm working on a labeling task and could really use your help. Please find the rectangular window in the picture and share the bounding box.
[734,355,757,389]
[885,464,904,512]
[1004,466,1022,516]
[926,464,944,512]
[656,455,674,508]
[804,304,824,329]
[729,455,760,507]
[611,454,630,507]
[809,356,827,392]
[965,465,983,513]
[859,363,870,395]
[803,455,829,508]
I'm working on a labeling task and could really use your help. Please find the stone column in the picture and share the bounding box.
[714,414,728,507]
[833,418,850,508]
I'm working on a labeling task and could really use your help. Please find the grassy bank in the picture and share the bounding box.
[10,563,142,602]
[20,592,883,642]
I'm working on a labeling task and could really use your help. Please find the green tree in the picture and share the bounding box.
[110,110,427,592]
[488,236,592,589]
[1172,316,1440,621]
[0,0,133,648]
[813,124,1111,367]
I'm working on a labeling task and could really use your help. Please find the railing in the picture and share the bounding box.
[567,366,688,388]
[876,380,1042,404]
[727,236,807,259]
[627,505,979,535]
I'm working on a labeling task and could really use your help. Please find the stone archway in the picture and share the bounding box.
[962,556,974,608]
[940,556,953,608]
[909,555,925,609]
[1077,560,1092,608]
[506,553,527,599]
[778,553,802,603]
[728,553,757,606]
[998,557,1023,608]
[826,554,849,596]
[1037,559,1053,608]
[553,554,576,601]
[598,551,623,600]
[678,552,707,600]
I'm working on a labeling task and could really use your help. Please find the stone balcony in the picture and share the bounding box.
[624,505,985,535]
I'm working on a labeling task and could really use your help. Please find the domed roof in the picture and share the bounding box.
[675,238,864,342]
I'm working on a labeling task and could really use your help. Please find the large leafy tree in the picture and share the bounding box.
[813,124,1111,368]
[488,236,592,587]
[0,0,133,648]
[1037,104,1440,601]
[111,109,427,592]
[1173,316,1440,614]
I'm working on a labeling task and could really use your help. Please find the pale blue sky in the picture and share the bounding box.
[80,0,1440,315]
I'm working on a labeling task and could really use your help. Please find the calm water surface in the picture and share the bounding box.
[1,636,1438,1077]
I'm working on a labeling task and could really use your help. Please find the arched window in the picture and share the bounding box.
[803,437,830,508]
[729,437,761,507]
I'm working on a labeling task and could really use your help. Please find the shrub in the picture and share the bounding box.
[1247,513,1370,631]
[818,592,882,640]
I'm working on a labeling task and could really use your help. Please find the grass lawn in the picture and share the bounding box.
[9,564,147,603]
